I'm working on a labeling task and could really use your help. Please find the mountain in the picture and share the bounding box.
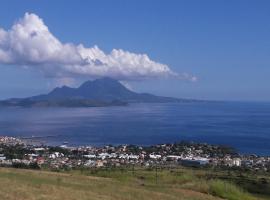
[0,77,197,107]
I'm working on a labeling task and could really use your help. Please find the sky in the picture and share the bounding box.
[0,0,269,101]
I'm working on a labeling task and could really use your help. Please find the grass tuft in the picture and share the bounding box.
[209,180,255,200]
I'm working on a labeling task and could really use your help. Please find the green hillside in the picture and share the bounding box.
[0,167,269,200]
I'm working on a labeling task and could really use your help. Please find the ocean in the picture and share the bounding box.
[0,101,269,155]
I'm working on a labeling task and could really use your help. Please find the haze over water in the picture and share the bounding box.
[0,102,269,155]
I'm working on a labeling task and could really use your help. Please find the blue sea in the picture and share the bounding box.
[0,101,269,155]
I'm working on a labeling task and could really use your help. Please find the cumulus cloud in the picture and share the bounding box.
[0,12,197,81]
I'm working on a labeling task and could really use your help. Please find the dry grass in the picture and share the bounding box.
[0,167,223,200]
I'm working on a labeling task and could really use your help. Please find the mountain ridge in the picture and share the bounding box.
[0,77,198,107]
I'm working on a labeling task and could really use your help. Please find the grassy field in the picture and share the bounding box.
[0,167,269,200]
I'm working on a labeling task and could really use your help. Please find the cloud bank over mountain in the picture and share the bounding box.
[0,13,197,82]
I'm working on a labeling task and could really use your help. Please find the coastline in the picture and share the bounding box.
[0,136,269,172]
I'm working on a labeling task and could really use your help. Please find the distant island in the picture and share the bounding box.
[0,77,198,107]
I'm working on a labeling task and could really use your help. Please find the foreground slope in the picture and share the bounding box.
[0,168,222,200]
[0,167,267,200]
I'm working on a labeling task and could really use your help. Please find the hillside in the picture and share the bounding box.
[0,168,218,200]
[0,167,268,200]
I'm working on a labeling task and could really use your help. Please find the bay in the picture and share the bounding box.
[0,101,269,155]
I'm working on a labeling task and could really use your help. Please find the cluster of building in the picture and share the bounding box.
[0,136,23,145]
[0,136,269,172]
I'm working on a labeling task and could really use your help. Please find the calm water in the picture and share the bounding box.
[0,102,269,155]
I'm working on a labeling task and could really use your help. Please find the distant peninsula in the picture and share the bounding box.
[0,77,198,107]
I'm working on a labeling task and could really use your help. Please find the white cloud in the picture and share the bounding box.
[0,12,197,81]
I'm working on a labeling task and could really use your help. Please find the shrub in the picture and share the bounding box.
[209,180,254,200]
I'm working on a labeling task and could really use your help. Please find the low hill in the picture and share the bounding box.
[0,78,197,107]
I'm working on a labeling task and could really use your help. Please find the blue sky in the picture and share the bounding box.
[0,0,269,101]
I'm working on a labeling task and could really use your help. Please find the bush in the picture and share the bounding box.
[209,180,254,200]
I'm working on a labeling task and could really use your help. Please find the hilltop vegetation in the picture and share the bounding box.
[0,167,269,200]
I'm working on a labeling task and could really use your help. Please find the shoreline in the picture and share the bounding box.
[0,136,269,172]
[18,136,270,156]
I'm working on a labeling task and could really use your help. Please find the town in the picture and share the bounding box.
[0,136,269,172]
